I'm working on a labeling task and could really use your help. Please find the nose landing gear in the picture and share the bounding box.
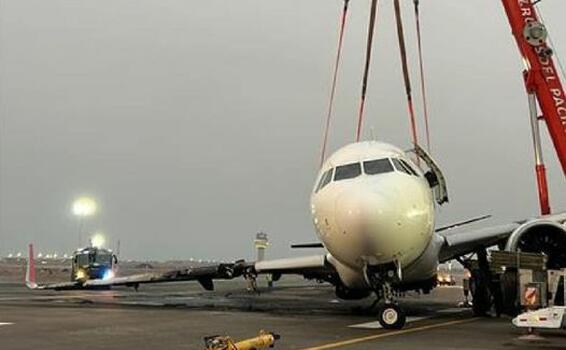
[365,263,407,329]
[378,303,406,329]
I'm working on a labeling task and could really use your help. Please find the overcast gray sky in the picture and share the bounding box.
[1,0,566,261]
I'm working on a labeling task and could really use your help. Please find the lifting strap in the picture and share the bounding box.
[320,0,350,166]
[393,0,419,148]
[355,0,379,142]
[413,0,431,152]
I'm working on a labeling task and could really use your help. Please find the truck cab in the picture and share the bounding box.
[71,247,117,281]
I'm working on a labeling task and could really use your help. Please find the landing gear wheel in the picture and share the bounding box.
[378,304,406,330]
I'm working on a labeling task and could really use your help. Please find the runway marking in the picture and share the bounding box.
[0,323,14,327]
[348,307,468,329]
[349,316,427,329]
[299,318,479,350]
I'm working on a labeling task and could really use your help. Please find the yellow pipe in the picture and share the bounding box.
[203,330,279,350]
[234,331,278,349]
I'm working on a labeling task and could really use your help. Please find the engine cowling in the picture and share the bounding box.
[505,219,566,269]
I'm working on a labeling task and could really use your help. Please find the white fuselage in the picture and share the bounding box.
[310,141,436,288]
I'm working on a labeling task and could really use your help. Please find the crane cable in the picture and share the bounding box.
[320,0,351,166]
[394,0,419,149]
[355,0,379,142]
[413,0,432,152]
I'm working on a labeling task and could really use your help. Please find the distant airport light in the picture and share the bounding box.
[72,197,97,217]
[91,233,105,248]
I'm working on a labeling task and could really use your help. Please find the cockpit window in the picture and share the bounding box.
[363,158,394,175]
[334,162,362,181]
[400,159,419,176]
[316,168,334,192]
[392,158,411,175]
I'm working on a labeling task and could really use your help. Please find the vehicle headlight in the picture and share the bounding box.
[102,269,114,280]
[76,269,86,280]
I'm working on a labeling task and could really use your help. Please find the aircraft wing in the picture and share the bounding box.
[25,243,240,291]
[25,240,335,291]
[27,264,238,291]
[253,254,337,283]
[27,281,83,290]
[83,264,236,290]
[438,212,566,262]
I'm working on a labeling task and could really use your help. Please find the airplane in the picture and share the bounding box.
[26,140,566,329]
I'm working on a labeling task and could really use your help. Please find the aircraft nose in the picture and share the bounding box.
[334,188,395,257]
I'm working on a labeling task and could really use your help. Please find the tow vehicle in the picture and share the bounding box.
[71,245,117,282]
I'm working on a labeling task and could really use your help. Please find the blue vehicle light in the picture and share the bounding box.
[102,269,115,280]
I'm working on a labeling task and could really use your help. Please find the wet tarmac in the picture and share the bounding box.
[0,278,565,349]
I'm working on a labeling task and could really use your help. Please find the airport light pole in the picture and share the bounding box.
[72,197,97,248]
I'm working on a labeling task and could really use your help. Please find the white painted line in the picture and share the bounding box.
[348,307,468,330]
[0,323,14,326]
[349,317,427,329]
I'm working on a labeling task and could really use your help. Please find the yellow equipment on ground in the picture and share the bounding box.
[203,330,280,350]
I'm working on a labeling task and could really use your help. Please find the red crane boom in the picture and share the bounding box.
[502,0,566,215]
